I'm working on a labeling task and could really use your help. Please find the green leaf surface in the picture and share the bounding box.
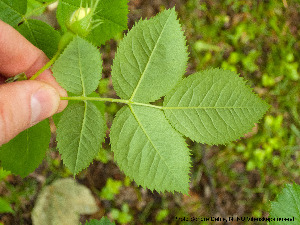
[52,36,102,96]
[0,120,51,177]
[53,93,104,126]
[84,218,115,225]
[163,68,270,145]
[56,0,128,46]
[0,0,27,26]
[88,0,128,46]
[52,91,105,126]
[110,105,191,194]
[0,198,14,213]
[88,92,106,115]
[34,0,54,2]
[26,0,44,17]
[57,101,106,174]
[32,178,98,225]
[52,92,76,126]
[17,19,61,58]
[111,8,188,103]
[269,183,300,225]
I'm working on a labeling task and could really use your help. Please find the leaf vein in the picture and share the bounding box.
[129,11,173,101]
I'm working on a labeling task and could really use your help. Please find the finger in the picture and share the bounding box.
[0,20,44,77]
[0,76,5,84]
[26,54,68,113]
[0,20,68,112]
[0,80,60,145]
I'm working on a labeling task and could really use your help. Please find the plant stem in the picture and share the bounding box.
[60,96,163,109]
[30,50,61,80]
[130,102,162,109]
[61,96,130,104]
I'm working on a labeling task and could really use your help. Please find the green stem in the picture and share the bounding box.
[61,96,130,104]
[30,50,61,80]
[131,102,163,109]
[60,96,163,109]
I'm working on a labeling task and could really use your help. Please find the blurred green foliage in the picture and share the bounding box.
[155,209,169,222]
[95,148,110,164]
[100,178,122,200]
[110,204,133,224]
[180,0,299,221]
[0,198,14,214]
[0,168,10,181]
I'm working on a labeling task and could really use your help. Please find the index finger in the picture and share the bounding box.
[0,20,68,112]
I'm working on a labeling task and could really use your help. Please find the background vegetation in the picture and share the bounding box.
[0,0,299,224]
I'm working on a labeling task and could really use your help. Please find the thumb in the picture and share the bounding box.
[0,80,61,145]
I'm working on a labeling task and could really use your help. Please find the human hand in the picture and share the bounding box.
[0,20,68,146]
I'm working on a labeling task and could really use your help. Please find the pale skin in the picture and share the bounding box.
[0,20,68,145]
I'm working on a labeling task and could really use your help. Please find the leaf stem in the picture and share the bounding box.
[60,96,163,109]
[61,96,130,104]
[30,50,61,80]
[130,102,162,109]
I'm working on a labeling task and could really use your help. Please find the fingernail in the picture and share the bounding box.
[31,87,59,125]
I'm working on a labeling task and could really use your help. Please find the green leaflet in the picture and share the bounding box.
[88,0,128,45]
[163,68,270,145]
[56,0,128,46]
[111,8,188,103]
[0,0,27,27]
[83,218,115,225]
[17,19,61,58]
[32,178,98,225]
[269,183,300,224]
[53,36,105,175]
[0,120,51,177]
[26,0,44,17]
[52,92,105,126]
[56,102,106,174]
[110,105,191,194]
[52,36,102,96]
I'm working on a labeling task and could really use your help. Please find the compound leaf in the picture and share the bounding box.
[32,178,98,225]
[83,218,115,225]
[17,19,61,58]
[110,105,191,194]
[52,36,102,96]
[269,183,300,224]
[56,101,106,175]
[0,119,51,177]
[56,0,128,46]
[111,7,188,103]
[163,68,270,145]
[0,0,27,27]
